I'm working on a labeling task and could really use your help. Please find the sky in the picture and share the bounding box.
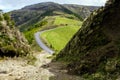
[0,0,107,12]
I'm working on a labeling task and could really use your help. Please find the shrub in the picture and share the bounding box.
[0,15,3,21]
[3,13,10,21]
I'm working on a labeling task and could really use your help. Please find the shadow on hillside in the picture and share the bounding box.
[41,61,84,80]
[0,50,18,57]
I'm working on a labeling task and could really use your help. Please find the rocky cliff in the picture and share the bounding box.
[56,0,120,79]
[0,13,31,57]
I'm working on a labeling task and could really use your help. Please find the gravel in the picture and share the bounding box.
[0,51,54,80]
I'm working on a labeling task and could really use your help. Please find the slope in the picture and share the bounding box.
[63,4,99,19]
[56,0,120,79]
[0,13,31,57]
[24,16,82,51]
[41,16,82,51]
[10,2,98,31]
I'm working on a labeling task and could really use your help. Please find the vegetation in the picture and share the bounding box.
[0,13,33,58]
[24,27,42,51]
[9,2,98,52]
[24,20,48,44]
[0,14,3,21]
[3,13,10,21]
[41,26,81,51]
[23,17,54,51]
[40,16,82,51]
[54,16,81,26]
[24,15,82,51]
[55,0,120,80]
[10,2,98,31]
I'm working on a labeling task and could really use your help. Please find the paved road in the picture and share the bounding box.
[34,31,54,54]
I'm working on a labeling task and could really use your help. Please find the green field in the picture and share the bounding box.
[41,25,82,51]
[54,16,81,26]
[40,16,82,51]
[24,16,82,51]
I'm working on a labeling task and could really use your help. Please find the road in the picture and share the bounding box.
[34,31,55,54]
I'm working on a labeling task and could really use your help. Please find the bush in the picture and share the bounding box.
[0,15,3,21]
[3,13,10,21]
[34,20,48,28]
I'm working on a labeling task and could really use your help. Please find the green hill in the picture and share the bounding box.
[9,2,99,52]
[10,2,99,32]
[41,25,81,51]
[53,16,81,26]
[24,16,81,51]
[40,16,82,51]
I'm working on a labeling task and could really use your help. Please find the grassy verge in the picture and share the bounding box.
[24,27,42,51]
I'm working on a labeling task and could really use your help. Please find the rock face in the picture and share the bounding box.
[0,13,31,57]
[56,0,120,79]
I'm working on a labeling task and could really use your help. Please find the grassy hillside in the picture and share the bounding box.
[56,0,120,79]
[41,26,81,51]
[9,2,98,52]
[24,27,42,51]
[40,16,82,51]
[24,16,55,44]
[24,15,81,49]
[10,2,99,32]
[53,16,81,26]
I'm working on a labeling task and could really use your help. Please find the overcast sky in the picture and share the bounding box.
[0,0,107,12]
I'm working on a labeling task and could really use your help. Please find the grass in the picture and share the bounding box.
[40,16,82,51]
[24,16,82,51]
[54,16,81,26]
[24,27,42,51]
[41,25,82,51]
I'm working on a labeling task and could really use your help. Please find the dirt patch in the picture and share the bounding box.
[0,51,83,80]
[42,61,84,80]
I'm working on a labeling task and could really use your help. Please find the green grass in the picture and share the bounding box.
[24,16,81,44]
[24,16,82,51]
[24,27,41,44]
[40,16,82,51]
[41,25,82,51]
[24,27,42,51]
[54,16,81,26]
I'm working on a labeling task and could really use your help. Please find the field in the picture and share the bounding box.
[54,16,81,26]
[24,16,82,51]
[41,25,82,51]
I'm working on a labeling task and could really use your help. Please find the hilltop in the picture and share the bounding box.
[10,2,99,31]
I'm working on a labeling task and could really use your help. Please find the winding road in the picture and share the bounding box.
[34,31,55,54]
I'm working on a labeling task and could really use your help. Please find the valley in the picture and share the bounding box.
[2,0,120,80]
[1,2,95,80]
